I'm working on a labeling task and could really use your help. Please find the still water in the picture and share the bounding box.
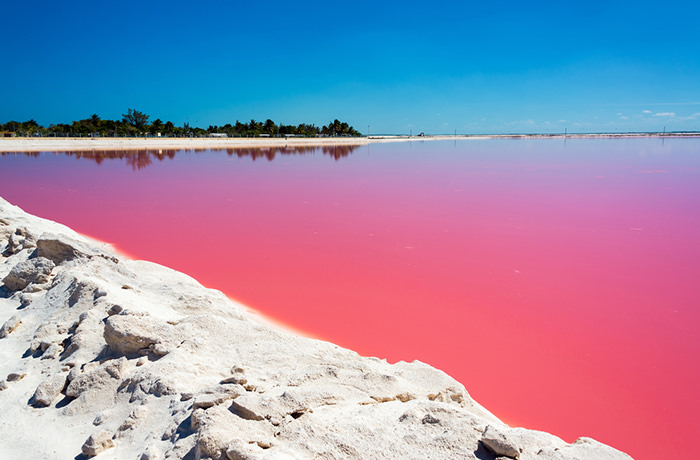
[1,139,698,459]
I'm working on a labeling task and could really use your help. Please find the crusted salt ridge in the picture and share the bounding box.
[0,197,633,460]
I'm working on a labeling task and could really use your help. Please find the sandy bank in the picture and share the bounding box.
[3,132,696,153]
[0,136,369,153]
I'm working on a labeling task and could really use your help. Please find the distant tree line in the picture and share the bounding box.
[0,109,363,138]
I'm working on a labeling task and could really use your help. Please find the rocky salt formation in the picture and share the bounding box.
[0,197,633,460]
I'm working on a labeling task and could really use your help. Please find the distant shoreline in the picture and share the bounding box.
[372,132,700,140]
[1,132,697,152]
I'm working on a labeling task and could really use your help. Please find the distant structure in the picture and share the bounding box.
[209,133,228,138]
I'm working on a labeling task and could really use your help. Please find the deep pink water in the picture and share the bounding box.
[1,139,699,459]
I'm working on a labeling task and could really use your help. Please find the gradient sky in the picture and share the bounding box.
[3,0,699,134]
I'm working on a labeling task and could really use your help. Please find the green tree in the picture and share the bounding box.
[49,123,70,136]
[297,123,320,137]
[101,119,118,137]
[263,119,277,135]
[19,119,40,136]
[150,118,163,135]
[122,109,150,131]
[4,121,20,133]
[321,119,360,137]
[71,120,89,136]
[248,119,263,136]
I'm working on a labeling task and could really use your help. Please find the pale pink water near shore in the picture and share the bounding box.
[2,139,699,459]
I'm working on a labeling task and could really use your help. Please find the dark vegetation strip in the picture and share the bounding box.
[0,109,362,138]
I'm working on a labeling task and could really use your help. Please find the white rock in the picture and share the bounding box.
[31,374,67,407]
[8,231,25,254]
[482,424,521,459]
[103,312,172,356]
[81,430,115,457]
[2,256,54,291]
[535,437,635,460]
[35,233,91,264]
[0,314,22,338]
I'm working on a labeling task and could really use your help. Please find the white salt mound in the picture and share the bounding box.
[0,196,633,459]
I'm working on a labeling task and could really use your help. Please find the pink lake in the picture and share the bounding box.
[1,138,699,459]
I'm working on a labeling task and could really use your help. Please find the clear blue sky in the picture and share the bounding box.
[3,0,699,134]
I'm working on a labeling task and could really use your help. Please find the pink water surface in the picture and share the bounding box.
[2,139,699,459]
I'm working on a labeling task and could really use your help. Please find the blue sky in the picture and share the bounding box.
[3,0,699,134]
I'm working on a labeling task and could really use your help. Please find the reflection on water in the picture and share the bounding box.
[0,144,360,170]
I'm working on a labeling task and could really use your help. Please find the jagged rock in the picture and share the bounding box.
[117,406,149,434]
[228,394,268,421]
[62,310,109,361]
[68,279,102,306]
[40,342,62,360]
[6,227,37,253]
[126,371,182,399]
[23,234,38,249]
[482,424,522,459]
[0,224,12,249]
[8,232,25,254]
[36,233,90,264]
[65,358,127,399]
[32,374,67,407]
[2,256,54,291]
[196,405,275,460]
[225,439,265,460]
[81,430,115,457]
[103,312,173,356]
[0,314,22,338]
[221,368,248,385]
[18,292,34,308]
[29,321,66,354]
[535,437,634,460]
[35,232,119,265]
[224,388,317,428]
[193,392,239,409]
